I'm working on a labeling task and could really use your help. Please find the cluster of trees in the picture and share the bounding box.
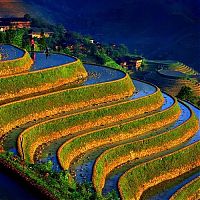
[61,32,130,67]
[0,29,30,49]
[24,14,130,66]
[177,86,200,108]
[0,14,131,70]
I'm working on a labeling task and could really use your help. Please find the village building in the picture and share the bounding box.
[0,17,31,31]
[117,56,143,71]
[30,28,54,38]
[0,21,10,32]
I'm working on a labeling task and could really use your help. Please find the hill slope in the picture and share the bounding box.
[0,0,199,72]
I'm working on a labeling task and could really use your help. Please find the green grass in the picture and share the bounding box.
[118,142,200,200]
[0,59,87,98]
[0,73,134,138]
[171,176,200,200]
[93,106,198,193]
[0,50,32,75]
[58,100,180,170]
[104,57,127,73]
[18,88,163,163]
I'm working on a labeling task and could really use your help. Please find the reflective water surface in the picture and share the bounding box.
[30,52,76,71]
[102,102,198,195]
[143,102,200,200]
[0,45,24,60]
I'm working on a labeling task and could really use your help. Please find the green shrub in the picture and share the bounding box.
[0,153,119,200]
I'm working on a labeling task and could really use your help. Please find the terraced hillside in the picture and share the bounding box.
[143,70,200,97]
[146,60,198,75]
[143,60,200,97]
[0,45,199,200]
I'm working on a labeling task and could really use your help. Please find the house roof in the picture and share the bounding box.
[117,56,143,63]
[0,17,30,23]
[0,17,30,27]
[30,27,54,33]
[0,21,10,27]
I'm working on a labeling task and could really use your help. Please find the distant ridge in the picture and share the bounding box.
[0,0,27,17]
[0,0,199,72]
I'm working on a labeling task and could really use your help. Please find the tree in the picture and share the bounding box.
[95,50,108,65]
[24,14,31,20]
[5,29,24,47]
[177,86,194,100]
[38,29,47,50]
[0,32,6,43]
[90,44,98,55]
[63,47,71,55]
[22,29,30,49]
[118,44,129,56]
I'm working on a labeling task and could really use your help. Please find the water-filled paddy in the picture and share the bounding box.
[141,169,200,200]
[36,78,161,170]
[69,92,175,184]
[69,100,192,192]
[141,102,200,200]
[30,52,76,71]
[158,69,186,78]
[184,102,200,145]
[83,64,125,84]
[1,63,126,154]
[0,44,24,60]
[0,50,199,200]
[102,101,199,195]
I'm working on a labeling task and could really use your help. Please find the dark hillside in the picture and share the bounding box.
[0,0,199,71]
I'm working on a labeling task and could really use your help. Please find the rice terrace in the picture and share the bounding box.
[0,44,199,200]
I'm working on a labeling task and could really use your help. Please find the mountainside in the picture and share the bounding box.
[0,0,199,72]
[0,0,26,17]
